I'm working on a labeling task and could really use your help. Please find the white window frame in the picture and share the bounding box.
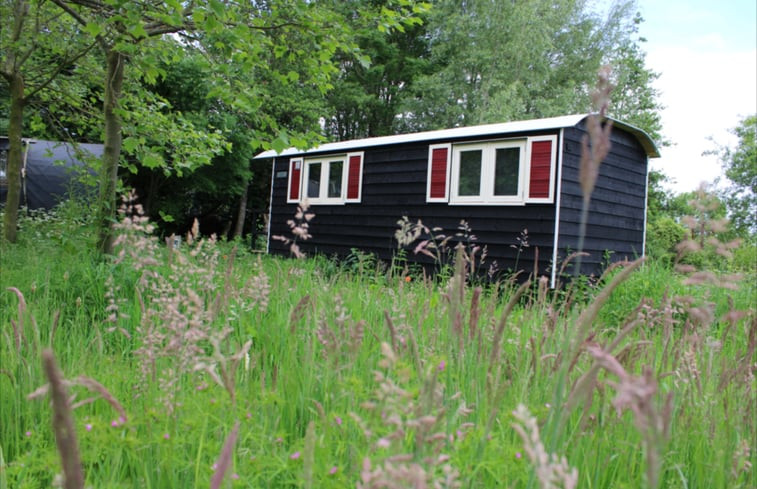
[449,139,527,205]
[302,154,348,205]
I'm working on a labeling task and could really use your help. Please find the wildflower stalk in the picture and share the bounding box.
[544,257,645,448]
[42,349,84,489]
[512,404,578,489]
[303,421,315,489]
[574,65,614,277]
[210,421,240,489]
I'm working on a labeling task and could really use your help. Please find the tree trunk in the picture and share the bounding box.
[233,182,249,239]
[96,49,125,254]
[2,73,25,244]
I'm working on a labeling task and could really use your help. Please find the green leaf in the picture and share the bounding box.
[158,210,175,223]
[192,9,206,24]
[208,0,225,20]
[122,137,139,154]
[142,153,164,169]
[271,136,289,155]
[128,22,147,39]
[203,14,219,32]
[143,65,160,84]
[84,22,103,38]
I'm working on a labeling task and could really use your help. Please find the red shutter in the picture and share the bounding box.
[346,152,363,202]
[428,145,450,201]
[528,140,552,199]
[287,159,302,203]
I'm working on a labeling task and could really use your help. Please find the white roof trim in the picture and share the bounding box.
[253,114,659,159]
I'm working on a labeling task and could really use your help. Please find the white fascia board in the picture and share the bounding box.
[254,114,660,161]
[254,114,588,160]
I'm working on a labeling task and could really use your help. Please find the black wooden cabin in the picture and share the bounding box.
[255,114,659,285]
[0,137,102,210]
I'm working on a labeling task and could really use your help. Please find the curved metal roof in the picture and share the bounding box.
[253,114,660,159]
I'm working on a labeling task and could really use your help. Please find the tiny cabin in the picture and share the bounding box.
[255,114,659,285]
[0,137,102,210]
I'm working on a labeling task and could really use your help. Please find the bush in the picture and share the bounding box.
[646,215,686,265]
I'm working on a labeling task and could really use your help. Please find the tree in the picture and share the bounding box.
[603,10,664,144]
[50,0,427,254]
[323,0,431,140]
[644,169,685,263]
[1,0,96,243]
[126,38,330,239]
[713,115,756,239]
[48,0,224,253]
[393,0,662,139]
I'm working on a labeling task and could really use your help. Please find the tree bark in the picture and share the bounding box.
[2,73,26,244]
[96,49,125,254]
[233,182,249,239]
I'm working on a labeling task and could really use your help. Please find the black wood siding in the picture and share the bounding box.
[268,124,648,280]
[556,124,648,277]
[269,133,559,277]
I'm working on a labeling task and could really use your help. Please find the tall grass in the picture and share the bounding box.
[0,195,755,489]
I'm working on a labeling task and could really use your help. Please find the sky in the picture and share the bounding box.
[625,0,757,193]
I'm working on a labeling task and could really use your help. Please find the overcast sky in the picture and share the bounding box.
[629,0,757,193]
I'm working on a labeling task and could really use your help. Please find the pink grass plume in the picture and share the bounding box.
[210,421,240,489]
[42,349,84,489]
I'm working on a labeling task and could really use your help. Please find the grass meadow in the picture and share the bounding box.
[0,199,755,489]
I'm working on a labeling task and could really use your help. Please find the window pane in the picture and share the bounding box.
[494,147,519,196]
[307,162,321,198]
[327,160,343,198]
[458,150,482,196]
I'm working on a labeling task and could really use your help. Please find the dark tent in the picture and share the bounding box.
[0,138,103,210]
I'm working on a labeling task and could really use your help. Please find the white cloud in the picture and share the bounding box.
[646,46,756,192]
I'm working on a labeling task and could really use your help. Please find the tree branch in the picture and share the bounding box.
[49,0,110,49]
[1,0,30,77]
[25,39,100,100]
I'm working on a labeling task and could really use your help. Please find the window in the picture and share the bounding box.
[305,158,344,203]
[450,140,527,204]
[287,152,363,204]
[426,135,557,205]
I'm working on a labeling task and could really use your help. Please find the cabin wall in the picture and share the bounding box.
[556,125,649,278]
[269,132,560,276]
[0,139,102,210]
[269,124,649,280]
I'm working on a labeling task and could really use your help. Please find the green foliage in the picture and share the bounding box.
[394,0,662,137]
[0,204,755,488]
[602,10,665,144]
[1,0,101,244]
[323,0,433,139]
[645,169,673,222]
[32,0,428,251]
[644,169,685,266]
[645,176,756,272]
[646,215,686,265]
[731,241,757,272]
[711,114,757,239]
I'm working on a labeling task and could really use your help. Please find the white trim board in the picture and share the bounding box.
[254,114,659,160]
